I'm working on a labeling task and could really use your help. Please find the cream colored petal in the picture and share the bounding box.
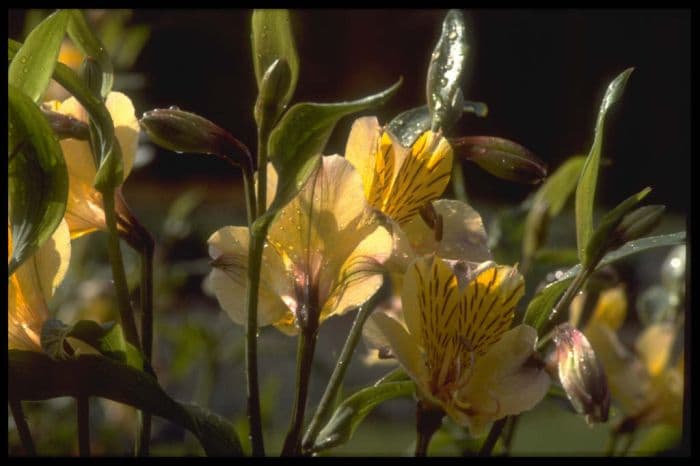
[320,225,392,321]
[457,325,550,433]
[369,312,426,386]
[400,200,492,262]
[635,323,676,377]
[344,116,382,198]
[361,295,404,355]
[106,92,140,180]
[207,226,292,328]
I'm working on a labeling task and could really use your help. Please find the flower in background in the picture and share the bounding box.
[8,220,71,351]
[368,255,549,435]
[206,155,393,335]
[42,92,140,239]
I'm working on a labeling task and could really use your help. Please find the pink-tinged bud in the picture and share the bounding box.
[553,323,610,424]
[452,136,548,185]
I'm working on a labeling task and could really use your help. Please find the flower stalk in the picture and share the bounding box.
[415,400,443,457]
[77,396,90,456]
[9,398,36,456]
[478,417,507,456]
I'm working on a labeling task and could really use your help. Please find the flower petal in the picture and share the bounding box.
[106,92,140,180]
[368,311,426,386]
[635,323,676,377]
[344,116,383,200]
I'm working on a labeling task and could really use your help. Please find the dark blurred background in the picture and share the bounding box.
[8,9,691,214]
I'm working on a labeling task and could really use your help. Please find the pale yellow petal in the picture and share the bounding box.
[635,323,676,377]
[344,116,382,199]
[573,286,628,330]
[106,92,140,180]
[457,325,550,434]
[320,225,392,321]
[207,226,292,328]
[369,312,426,387]
[400,200,491,262]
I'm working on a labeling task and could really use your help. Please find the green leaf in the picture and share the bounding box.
[427,9,468,132]
[251,9,299,110]
[575,68,634,262]
[310,381,415,453]
[264,79,402,224]
[8,85,69,276]
[8,9,68,102]
[523,231,685,333]
[583,187,651,267]
[66,9,114,98]
[9,350,243,456]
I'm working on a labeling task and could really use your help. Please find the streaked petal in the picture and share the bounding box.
[369,312,426,387]
[344,116,382,199]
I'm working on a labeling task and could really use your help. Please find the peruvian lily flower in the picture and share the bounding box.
[368,255,550,435]
[571,287,684,431]
[8,219,71,352]
[206,155,393,335]
[42,92,140,239]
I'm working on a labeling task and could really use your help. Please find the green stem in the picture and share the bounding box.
[9,398,36,456]
[102,190,141,349]
[478,417,507,456]
[619,432,635,457]
[301,300,375,453]
[282,324,320,456]
[414,400,443,457]
[605,430,620,456]
[539,265,594,342]
[245,232,265,457]
[242,165,256,227]
[451,162,469,203]
[502,415,520,455]
[77,396,90,456]
[255,128,269,219]
[135,236,154,457]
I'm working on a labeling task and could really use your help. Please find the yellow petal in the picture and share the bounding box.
[368,312,426,387]
[635,323,676,377]
[456,325,550,435]
[106,92,140,180]
[381,131,453,226]
[207,226,293,328]
[573,285,628,330]
[8,219,71,351]
[320,225,392,321]
[400,199,492,263]
[344,116,383,200]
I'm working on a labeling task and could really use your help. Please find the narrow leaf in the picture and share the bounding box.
[575,68,634,261]
[523,231,685,333]
[251,9,299,110]
[8,85,69,275]
[66,9,114,98]
[8,9,68,102]
[427,9,468,132]
[310,381,415,453]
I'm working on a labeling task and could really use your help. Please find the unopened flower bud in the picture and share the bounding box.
[613,205,665,246]
[452,136,548,184]
[79,56,103,99]
[254,58,292,130]
[140,108,252,170]
[553,323,610,424]
[40,105,89,140]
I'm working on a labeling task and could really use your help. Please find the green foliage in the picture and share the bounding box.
[251,9,299,112]
[575,68,634,262]
[310,381,415,453]
[8,10,68,102]
[66,9,114,98]
[8,85,68,275]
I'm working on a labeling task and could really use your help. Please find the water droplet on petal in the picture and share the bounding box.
[169,105,180,111]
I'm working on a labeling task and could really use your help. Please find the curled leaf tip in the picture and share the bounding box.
[453,136,547,184]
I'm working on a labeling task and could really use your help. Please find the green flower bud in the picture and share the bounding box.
[554,323,610,425]
[140,108,252,171]
[254,58,292,131]
[613,205,665,246]
[453,136,548,184]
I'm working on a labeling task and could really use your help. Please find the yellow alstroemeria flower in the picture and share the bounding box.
[43,92,140,239]
[571,287,683,430]
[8,219,71,351]
[206,155,394,335]
[368,255,550,435]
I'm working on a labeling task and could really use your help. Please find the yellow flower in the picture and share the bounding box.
[368,255,550,435]
[206,155,394,335]
[8,219,71,351]
[571,287,683,430]
[43,92,140,239]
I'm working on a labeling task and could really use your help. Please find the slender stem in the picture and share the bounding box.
[478,417,507,456]
[135,238,154,456]
[605,430,620,456]
[255,128,269,219]
[451,162,469,203]
[282,324,320,456]
[9,398,36,456]
[414,400,443,457]
[301,301,375,453]
[242,165,256,227]
[102,189,141,349]
[502,414,520,455]
[619,432,635,457]
[77,396,91,456]
[245,232,265,457]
